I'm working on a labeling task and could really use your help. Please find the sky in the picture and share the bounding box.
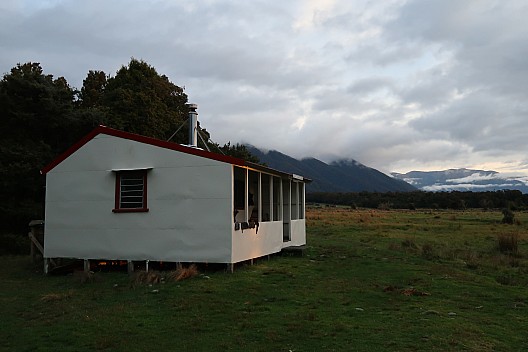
[2,0,528,176]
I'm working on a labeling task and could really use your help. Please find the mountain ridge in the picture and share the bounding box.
[391,168,528,193]
[246,146,416,193]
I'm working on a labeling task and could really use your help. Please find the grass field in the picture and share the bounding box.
[1,208,528,351]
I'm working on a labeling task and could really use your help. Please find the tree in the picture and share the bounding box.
[0,62,80,150]
[78,59,260,163]
[218,142,261,164]
[76,70,110,129]
[79,70,107,108]
[0,62,85,233]
[98,58,189,140]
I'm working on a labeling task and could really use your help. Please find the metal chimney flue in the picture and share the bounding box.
[188,103,198,147]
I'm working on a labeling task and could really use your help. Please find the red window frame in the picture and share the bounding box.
[113,170,149,213]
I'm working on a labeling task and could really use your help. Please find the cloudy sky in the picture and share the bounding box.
[2,0,528,175]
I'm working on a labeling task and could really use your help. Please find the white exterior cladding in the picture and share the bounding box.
[43,127,307,264]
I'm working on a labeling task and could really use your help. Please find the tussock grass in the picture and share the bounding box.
[497,232,519,255]
[130,270,162,286]
[72,270,96,284]
[40,290,73,302]
[421,243,436,260]
[501,208,516,224]
[165,263,199,282]
[401,238,418,249]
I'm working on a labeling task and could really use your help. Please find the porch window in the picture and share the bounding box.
[299,182,305,219]
[261,173,271,222]
[272,176,282,221]
[113,170,149,213]
[292,181,299,220]
[248,170,259,222]
[233,167,247,222]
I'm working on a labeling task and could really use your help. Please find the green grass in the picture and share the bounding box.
[2,208,528,351]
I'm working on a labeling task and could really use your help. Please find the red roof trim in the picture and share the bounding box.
[41,125,249,175]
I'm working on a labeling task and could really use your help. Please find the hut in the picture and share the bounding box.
[41,112,309,273]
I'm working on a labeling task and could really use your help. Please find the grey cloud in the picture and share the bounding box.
[410,90,528,153]
[346,77,394,95]
[346,42,427,67]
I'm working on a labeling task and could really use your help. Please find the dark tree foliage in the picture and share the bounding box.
[307,190,528,210]
[0,62,88,232]
[79,70,107,108]
[217,142,261,164]
[98,59,189,141]
[0,63,80,151]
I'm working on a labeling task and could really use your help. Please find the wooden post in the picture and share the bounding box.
[227,263,234,273]
[146,260,149,272]
[83,260,90,272]
[29,232,35,262]
[28,233,44,259]
[127,260,134,274]
[28,220,44,263]
[44,258,49,275]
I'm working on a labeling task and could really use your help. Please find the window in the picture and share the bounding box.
[291,181,299,220]
[282,179,291,242]
[233,167,247,222]
[113,170,149,213]
[272,176,282,221]
[261,173,271,222]
[248,170,259,222]
[299,182,305,219]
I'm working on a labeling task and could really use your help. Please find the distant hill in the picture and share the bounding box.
[391,168,528,193]
[246,146,416,193]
